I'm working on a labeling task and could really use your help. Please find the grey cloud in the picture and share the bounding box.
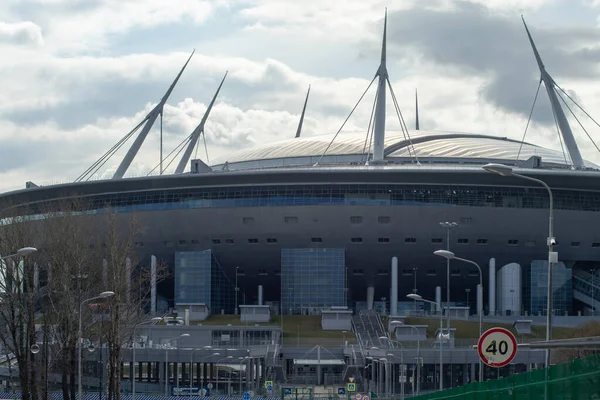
[385,1,600,125]
[0,21,43,46]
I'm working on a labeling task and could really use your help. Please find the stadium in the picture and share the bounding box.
[0,15,599,321]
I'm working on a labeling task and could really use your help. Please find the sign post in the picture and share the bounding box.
[477,327,518,368]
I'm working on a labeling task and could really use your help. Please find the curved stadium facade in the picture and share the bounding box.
[2,129,600,317]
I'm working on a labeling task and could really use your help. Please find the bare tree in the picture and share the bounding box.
[554,321,600,364]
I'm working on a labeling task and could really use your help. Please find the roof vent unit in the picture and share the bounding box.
[190,159,213,174]
[521,155,542,169]
[25,181,39,189]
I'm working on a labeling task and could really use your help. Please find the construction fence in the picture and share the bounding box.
[411,353,600,399]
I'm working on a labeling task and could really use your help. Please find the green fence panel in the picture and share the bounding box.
[411,353,600,400]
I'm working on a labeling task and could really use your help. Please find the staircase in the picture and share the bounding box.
[573,269,600,312]
[352,309,388,348]
[264,344,286,384]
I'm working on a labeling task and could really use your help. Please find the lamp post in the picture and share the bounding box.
[79,291,115,400]
[164,334,191,396]
[235,266,239,315]
[590,269,596,316]
[407,294,444,391]
[434,250,484,382]
[483,162,555,368]
[412,268,418,313]
[439,222,457,330]
[190,350,218,394]
[390,321,421,396]
[215,356,233,394]
[380,337,404,400]
[132,317,162,400]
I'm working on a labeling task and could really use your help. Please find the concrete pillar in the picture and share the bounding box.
[151,255,157,314]
[391,257,398,316]
[258,285,264,305]
[367,286,375,310]
[477,284,483,317]
[489,258,496,316]
[435,286,442,313]
[126,257,132,304]
[33,263,39,289]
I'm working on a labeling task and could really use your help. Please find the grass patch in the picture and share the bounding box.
[402,317,573,339]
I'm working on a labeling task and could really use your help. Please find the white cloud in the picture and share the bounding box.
[0,21,44,46]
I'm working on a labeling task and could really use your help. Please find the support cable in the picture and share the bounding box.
[387,77,420,164]
[146,132,194,176]
[313,76,378,167]
[361,83,380,164]
[554,85,600,155]
[517,78,543,162]
[75,119,146,181]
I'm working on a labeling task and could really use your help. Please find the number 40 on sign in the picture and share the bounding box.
[477,327,518,368]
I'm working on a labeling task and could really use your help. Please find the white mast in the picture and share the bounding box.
[415,88,420,130]
[372,9,388,162]
[522,17,585,169]
[295,85,311,138]
[112,50,194,179]
[174,71,228,174]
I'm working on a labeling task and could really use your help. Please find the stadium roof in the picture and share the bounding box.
[210,130,598,169]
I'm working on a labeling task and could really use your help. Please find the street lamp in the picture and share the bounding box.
[390,321,421,395]
[380,337,404,400]
[216,355,233,394]
[164,334,191,396]
[407,293,445,391]
[483,162,555,368]
[132,317,162,400]
[434,249,483,382]
[190,349,218,394]
[439,222,457,329]
[590,269,596,316]
[78,291,115,400]
[235,266,239,315]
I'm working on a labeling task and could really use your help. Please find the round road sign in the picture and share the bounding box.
[354,394,362,400]
[477,327,518,368]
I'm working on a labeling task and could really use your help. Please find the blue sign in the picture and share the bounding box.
[243,392,251,400]
[284,388,293,395]
[265,381,274,392]
[338,388,346,395]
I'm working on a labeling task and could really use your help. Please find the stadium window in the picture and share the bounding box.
[164,241,173,247]
[431,238,443,244]
[571,241,581,247]
[284,216,298,224]
[353,269,364,275]
[179,240,187,245]
[457,238,469,244]
[311,237,323,243]
[507,239,519,246]
[266,238,278,244]
[351,237,363,243]
[225,238,235,244]
[275,270,281,276]
[248,238,259,244]
[525,240,536,246]
[237,269,245,276]
[378,216,391,224]
[191,239,199,245]
[212,239,221,245]
[243,217,255,224]
[468,270,479,276]
[377,269,389,276]
[378,237,390,243]
[426,269,437,276]
[405,237,417,243]
[134,241,144,247]
[257,269,268,276]
[402,269,412,276]
[593,243,600,248]
[350,216,363,224]
[451,269,461,276]
[476,239,488,245]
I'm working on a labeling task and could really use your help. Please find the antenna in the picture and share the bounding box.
[415,89,420,130]
[372,8,388,162]
[174,71,228,174]
[522,17,584,169]
[112,50,195,179]
[295,85,311,138]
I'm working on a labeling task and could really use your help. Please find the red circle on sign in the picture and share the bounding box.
[477,327,518,368]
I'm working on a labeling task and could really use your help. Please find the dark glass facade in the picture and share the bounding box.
[280,248,346,314]
[18,183,600,215]
[174,250,236,313]
[524,260,572,316]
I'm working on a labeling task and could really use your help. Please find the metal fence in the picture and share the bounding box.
[410,353,600,399]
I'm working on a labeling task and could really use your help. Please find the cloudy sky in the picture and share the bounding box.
[2,0,600,191]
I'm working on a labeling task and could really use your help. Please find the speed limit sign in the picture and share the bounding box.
[477,327,518,367]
